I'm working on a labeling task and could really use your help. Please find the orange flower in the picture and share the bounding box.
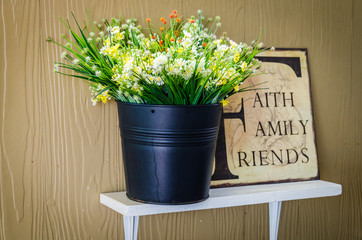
[172,10,177,14]
[202,42,207,47]
[151,36,156,39]
[160,27,164,31]
[163,20,167,24]
[189,19,195,24]
[176,18,180,23]
[174,14,178,18]
[159,40,164,44]
[146,18,151,23]
[160,17,165,21]
[170,37,175,42]
[169,14,174,18]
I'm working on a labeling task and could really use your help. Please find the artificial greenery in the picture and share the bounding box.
[51,10,268,105]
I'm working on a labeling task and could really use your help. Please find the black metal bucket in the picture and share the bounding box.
[117,102,222,204]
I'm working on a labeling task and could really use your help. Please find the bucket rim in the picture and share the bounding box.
[116,101,222,108]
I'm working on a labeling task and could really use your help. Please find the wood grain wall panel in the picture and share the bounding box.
[0,0,361,239]
[340,0,362,238]
[0,0,41,239]
[39,0,124,239]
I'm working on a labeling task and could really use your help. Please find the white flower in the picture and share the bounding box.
[53,64,59,72]
[190,45,197,54]
[197,57,206,71]
[169,58,185,76]
[61,51,67,59]
[155,77,163,86]
[91,98,98,106]
[229,40,238,48]
[99,31,104,37]
[123,60,135,74]
[153,54,168,73]
[89,32,95,37]
[183,30,192,38]
[218,45,228,52]
[181,39,192,48]
[95,71,101,77]
[72,59,80,64]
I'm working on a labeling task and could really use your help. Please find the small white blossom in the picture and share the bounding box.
[72,59,80,64]
[91,98,97,106]
[61,51,67,59]
[110,26,120,35]
[95,71,101,77]
[53,64,59,72]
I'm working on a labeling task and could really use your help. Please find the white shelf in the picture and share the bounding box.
[100,180,341,217]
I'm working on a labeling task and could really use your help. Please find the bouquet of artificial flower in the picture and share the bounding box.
[52,10,266,105]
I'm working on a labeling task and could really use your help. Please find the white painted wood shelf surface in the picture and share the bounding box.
[100,180,341,240]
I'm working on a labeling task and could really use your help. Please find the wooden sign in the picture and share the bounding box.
[211,48,319,188]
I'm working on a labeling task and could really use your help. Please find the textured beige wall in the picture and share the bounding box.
[0,0,361,239]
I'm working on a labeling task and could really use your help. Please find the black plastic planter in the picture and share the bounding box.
[117,102,222,204]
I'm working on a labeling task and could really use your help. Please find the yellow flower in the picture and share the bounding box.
[222,79,227,85]
[241,61,248,72]
[104,38,110,46]
[221,100,229,106]
[234,85,239,92]
[177,47,183,53]
[104,44,120,58]
[113,32,124,41]
[233,51,240,63]
[97,95,108,103]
